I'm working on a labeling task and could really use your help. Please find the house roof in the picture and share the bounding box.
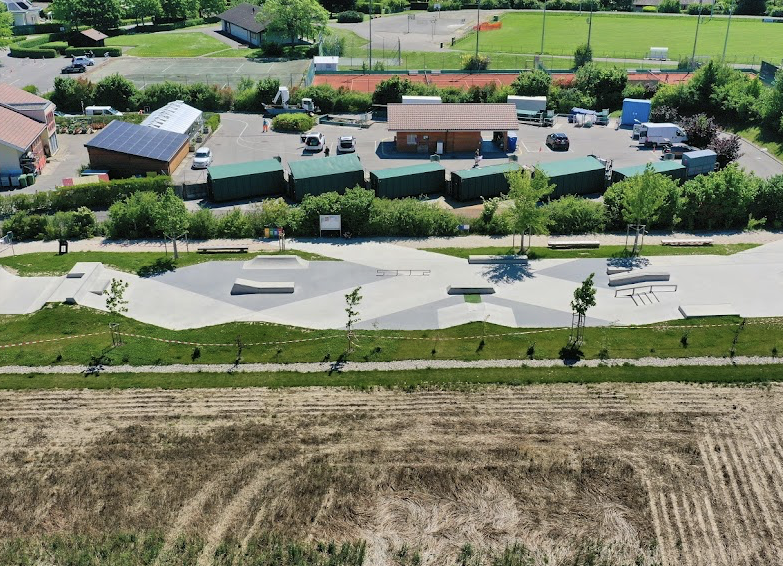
[387,103,519,132]
[0,106,46,152]
[85,120,189,163]
[0,83,52,110]
[217,3,266,34]
[208,159,283,180]
[141,100,203,135]
[79,28,108,41]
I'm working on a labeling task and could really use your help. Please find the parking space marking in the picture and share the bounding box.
[235,62,245,74]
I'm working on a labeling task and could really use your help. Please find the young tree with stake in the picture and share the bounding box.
[345,286,362,354]
[570,272,596,346]
[621,166,667,255]
[505,167,553,253]
[104,278,128,346]
[154,188,189,260]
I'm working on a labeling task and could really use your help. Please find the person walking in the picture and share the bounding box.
[324,146,330,157]
[262,119,269,133]
[474,148,481,168]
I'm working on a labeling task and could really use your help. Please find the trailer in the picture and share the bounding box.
[682,149,717,177]
[207,159,286,202]
[288,154,365,201]
[507,95,546,113]
[401,96,442,104]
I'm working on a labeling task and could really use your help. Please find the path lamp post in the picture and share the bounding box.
[691,0,704,67]
[722,3,735,61]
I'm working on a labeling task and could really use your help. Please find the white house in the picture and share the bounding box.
[1,0,40,26]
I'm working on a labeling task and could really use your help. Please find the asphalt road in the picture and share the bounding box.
[0,52,113,94]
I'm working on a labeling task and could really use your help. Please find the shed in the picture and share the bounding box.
[388,103,519,154]
[370,162,446,199]
[207,159,286,202]
[537,156,607,197]
[682,149,717,176]
[217,3,267,46]
[288,154,365,201]
[142,100,203,139]
[621,98,651,126]
[84,120,189,176]
[313,56,339,71]
[71,28,108,48]
[611,160,686,184]
[451,162,520,201]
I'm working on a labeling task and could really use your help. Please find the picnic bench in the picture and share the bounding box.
[197,246,249,254]
[661,238,713,247]
[548,240,601,249]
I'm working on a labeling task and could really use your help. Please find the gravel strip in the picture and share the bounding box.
[1,356,782,374]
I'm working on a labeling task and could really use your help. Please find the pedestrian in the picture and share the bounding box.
[324,146,330,157]
[474,148,481,168]
[262,119,268,133]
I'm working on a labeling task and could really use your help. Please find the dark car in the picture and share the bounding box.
[546,132,570,151]
[661,143,696,159]
[61,64,86,74]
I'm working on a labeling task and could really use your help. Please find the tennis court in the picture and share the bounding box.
[87,57,311,89]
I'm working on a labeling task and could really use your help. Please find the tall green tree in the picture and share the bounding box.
[154,188,189,259]
[198,0,225,17]
[510,69,551,97]
[124,0,162,24]
[159,0,198,20]
[94,74,139,112]
[51,77,95,112]
[573,43,592,68]
[505,167,553,253]
[574,63,627,110]
[257,0,328,46]
[52,0,121,30]
[0,4,13,42]
[620,165,668,254]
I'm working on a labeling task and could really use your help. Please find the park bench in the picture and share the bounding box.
[468,255,528,265]
[661,238,713,246]
[197,246,249,254]
[608,271,670,287]
[547,240,600,249]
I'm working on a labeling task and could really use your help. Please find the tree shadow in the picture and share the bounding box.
[137,256,177,278]
[481,263,534,284]
[606,250,651,270]
[558,343,585,365]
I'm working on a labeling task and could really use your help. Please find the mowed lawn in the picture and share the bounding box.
[106,32,230,57]
[453,12,779,63]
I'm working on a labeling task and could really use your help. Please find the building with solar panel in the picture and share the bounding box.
[141,100,204,140]
[85,121,190,176]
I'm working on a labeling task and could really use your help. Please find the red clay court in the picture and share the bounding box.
[313,71,694,93]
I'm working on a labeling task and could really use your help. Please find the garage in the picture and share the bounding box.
[217,3,266,47]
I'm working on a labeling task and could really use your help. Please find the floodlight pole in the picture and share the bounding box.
[691,0,704,65]
[722,4,734,61]
[475,2,480,59]
[587,2,593,48]
[369,0,372,71]
[540,1,546,54]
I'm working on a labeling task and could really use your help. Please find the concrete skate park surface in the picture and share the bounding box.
[5,239,783,330]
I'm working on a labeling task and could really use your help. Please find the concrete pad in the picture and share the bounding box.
[679,304,740,318]
[437,301,516,329]
[0,269,61,315]
[243,255,309,270]
[66,262,99,278]
[608,271,670,287]
[231,279,294,295]
[468,255,528,265]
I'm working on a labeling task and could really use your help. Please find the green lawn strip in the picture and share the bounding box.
[4,364,783,391]
[0,304,780,367]
[464,294,482,303]
[725,123,783,163]
[0,250,336,277]
[452,12,774,63]
[105,32,229,57]
[424,243,758,260]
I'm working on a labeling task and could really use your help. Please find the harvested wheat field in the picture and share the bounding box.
[1,382,783,565]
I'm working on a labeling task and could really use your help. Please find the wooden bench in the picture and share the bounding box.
[548,240,600,249]
[661,238,713,247]
[197,246,249,254]
[468,255,528,265]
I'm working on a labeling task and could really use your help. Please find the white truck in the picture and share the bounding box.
[507,95,547,113]
[638,122,687,147]
[401,95,442,104]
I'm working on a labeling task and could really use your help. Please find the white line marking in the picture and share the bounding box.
[235,62,245,74]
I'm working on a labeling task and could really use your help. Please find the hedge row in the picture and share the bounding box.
[9,36,59,59]
[64,47,123,57]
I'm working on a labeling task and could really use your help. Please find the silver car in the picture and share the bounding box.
[192,147,212,169]
[337,136,356,153]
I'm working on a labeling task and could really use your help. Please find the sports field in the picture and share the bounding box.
[453,12,779,64]
[106,32,229,57]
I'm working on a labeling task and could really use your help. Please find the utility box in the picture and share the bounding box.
[207,159,286,202]
[612,161,686,184]
[450,162,520,201]
[507,95,547,113]
[621,98,651,126]
[288,154,365,201]
[682,149,717,177]
[536,156,607,197]
[370,162,446,198]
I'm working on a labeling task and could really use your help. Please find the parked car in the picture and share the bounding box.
[61,63,86,74]
[546,132,569,151]
[72,55,95,66]
[192,147,212,169]
[337,136,356,153]
[301,132,326,152]
[661,143,697,159]
[85,106,123,116]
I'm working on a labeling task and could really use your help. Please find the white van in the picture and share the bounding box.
[85,106,123,116]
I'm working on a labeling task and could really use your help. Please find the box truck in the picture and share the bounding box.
[401,96,442,104]
[507,95,546,113]
[638,122,687,146]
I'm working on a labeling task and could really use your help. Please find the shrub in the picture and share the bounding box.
[216,208,252,237]
[294,84,338,113]
[543,196,606,234]
[49,176,172,211]
[106,191,165,238]
[64,46,123,57]
[204,112,220,132]
[333,90,372,112]
[21,85,39,95]
[680,113,719,149]
[245,198,303,235]
[657,0,681,11]
[751,175,783,229]
[603,174,680,230]
[1,211,48,240]
[511,69,551,97]
[678,165,760,230]
[573,43,592,68]
[187,208,218,239]
[461,54,490,71]
[261,40,284,57]
[94,74,139,112]
[642,5,656,10]
[272,113,315,132]
[44,207,99,240]
[39,41,69,53]
[336,10,363,21]
[9,35,58,58]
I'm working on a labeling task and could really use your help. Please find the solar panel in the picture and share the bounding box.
[87,121,188,162]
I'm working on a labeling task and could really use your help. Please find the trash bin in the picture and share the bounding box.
[17,175,27,188]
[506,131,518,152]
[58,239,68,255]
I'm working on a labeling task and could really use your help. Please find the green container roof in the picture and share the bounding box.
[613,161,686,177]
[289,154,363,179]
[207,159,283,180]
[537,157,605,177]
[453,162,520,179]
[371,162,444,180]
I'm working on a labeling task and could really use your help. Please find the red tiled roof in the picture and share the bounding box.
[0,83,51,107]
[80,28,108,41]
[0,106,46,152]
[387,103,519,132]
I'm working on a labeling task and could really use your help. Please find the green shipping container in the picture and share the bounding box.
[370,162,446,199]
[451,162,520,202]
[536,157,607,198]
[288,154,365,202]
[207,159,286,202]
[611,160,687,184]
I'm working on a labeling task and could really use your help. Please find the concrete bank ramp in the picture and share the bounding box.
[243,255,309,270]
[231,278,295,295]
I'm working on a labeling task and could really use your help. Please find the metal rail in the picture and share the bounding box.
[615,283,678,298]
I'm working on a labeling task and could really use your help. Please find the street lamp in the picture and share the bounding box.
[475,2,480,60]
[691,0,704,66]
[369,0,373,71]
[540,1,546,54]
[587,1,593,48]
[722,2,735,61]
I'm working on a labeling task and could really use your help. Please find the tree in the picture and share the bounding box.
[574,63,627,110]
[505,168,553,253]
[104,278,129,346]
[154,188,189,259]
[51,0,85,30]
[0,4,13,41]
[94,74,139,112]
[131,80,188,110]
[198,0,225,17]
[620,165,669,255]
[570,273,596,346]
[708,134,742,170]
[321,0,355,12]
[574,43,592,68]
[51,77,95,113]
[52,0,121,30]
[159,0,198,20]
[257,0,328,46]
[681,113,719,149]
[510,69,551,97]
[124,0,161,24]
[345,286,362,354]
[372,75,415,105]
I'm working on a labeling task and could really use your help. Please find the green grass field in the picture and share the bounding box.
[453,12,776,64]
[106,32,230,57]
[426,243,758,260]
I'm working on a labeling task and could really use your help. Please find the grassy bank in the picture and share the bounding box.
[0,304,779,367]
[105,32,229,57]
[3,364,783,390]
[425,243,758,260]
[0,250,335,277]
